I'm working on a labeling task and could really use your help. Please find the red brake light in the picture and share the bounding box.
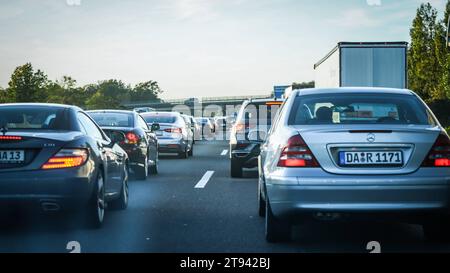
[435,158,450,167]
[278,135,320,168]
[421,133,450,167]
[0,136,22,141]
[42,149,89,170]
[125,132,139,144]
[164,128,182,134]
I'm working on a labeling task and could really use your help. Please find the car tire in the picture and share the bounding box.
[258,187,266,218]
[265,198,291,243]
[179,148,188,159]
[188,145,194,157]
[148,150,159,175]
[136,157,148,180]
[149,160,158,175]
[423,221,450,242]
[110,165,129,210]
[86,171,106,229]
[230,159,243,178]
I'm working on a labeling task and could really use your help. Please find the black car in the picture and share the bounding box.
[0,103,129,228]
[229,98,283,178]
[87,110,159,180]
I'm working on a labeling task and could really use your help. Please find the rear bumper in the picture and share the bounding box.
[121,144,145,166]
[158,138,187,153]
[0,167,95,211]
[266,168,450,222]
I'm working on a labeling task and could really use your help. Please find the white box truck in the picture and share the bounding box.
[314,42,408,89]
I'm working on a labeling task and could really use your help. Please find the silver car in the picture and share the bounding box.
[141,112,194,159]
[259,87,450,242]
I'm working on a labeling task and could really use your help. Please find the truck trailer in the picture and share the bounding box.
[314,42,408,89]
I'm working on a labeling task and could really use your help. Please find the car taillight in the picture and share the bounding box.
[278,135,319,168]
[422,132,450,167]
[234,123,249,133]
[164,128,182,134]
[125,132,139,144]
[0,136,22,141]
[42,149,89,170]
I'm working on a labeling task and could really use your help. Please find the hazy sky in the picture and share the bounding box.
[0,0,447,99]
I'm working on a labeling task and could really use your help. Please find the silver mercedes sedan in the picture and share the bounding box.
[258,87,450,243]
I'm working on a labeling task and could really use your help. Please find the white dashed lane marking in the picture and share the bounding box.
[195,171,215,189]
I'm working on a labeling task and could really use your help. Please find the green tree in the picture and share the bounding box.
[445,0,450,27]
[8,63,48,102]
[441,1,450,99]
[0,87,9,103]
[292,81,315,90]
[408,3,440,101]
[129,81,163,103]
[85,79,129,109]
[431,1,450,100]
[46,76,90,107]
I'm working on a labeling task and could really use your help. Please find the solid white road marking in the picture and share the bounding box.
[221,149,228,156]
[195,171,215,189]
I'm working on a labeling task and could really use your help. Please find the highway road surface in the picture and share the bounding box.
[0,140,449,253]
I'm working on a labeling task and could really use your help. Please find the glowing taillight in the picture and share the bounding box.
[422,133,450,167]
[125,132,139,144]
[435,158,450,167]
[42,149,89,170]
[278,135,319,168]
[164,128,182,134]
[0,136,22,141]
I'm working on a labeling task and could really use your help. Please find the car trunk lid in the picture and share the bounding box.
[291,125,441,175]
[0,131,80,172]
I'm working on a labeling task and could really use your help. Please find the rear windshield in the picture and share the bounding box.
[143,115,177,124]
[89,112,133,127]
[288,93,434,125]
[237,101,282,127]
[0,107,68,130]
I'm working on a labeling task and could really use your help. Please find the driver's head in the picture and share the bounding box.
[316,107,333,122]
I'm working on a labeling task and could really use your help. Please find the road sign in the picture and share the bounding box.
[273,85,290,99]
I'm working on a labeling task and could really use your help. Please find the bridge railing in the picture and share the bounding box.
[123,94,271,108]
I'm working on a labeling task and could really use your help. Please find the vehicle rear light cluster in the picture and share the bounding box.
[41,149,89,170]
[278,135,320,168]
[234,123,249,133]
[125,132,139,144]
[0,136,22,141]
[422,133,450,167]
[236,143,250,149]
[164,128,182,134]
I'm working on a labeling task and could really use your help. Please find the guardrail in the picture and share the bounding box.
[123,94,271,107]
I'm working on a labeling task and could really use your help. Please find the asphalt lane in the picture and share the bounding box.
[0,140,449,253]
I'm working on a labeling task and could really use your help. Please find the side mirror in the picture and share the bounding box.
[151,123,160,132]
[247,130,267,142]
[109,131,125,144]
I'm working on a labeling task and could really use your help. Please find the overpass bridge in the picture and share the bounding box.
[122,94,271,116]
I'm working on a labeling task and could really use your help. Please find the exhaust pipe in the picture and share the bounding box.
[313,212,342,221]
[41,202,61,212]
